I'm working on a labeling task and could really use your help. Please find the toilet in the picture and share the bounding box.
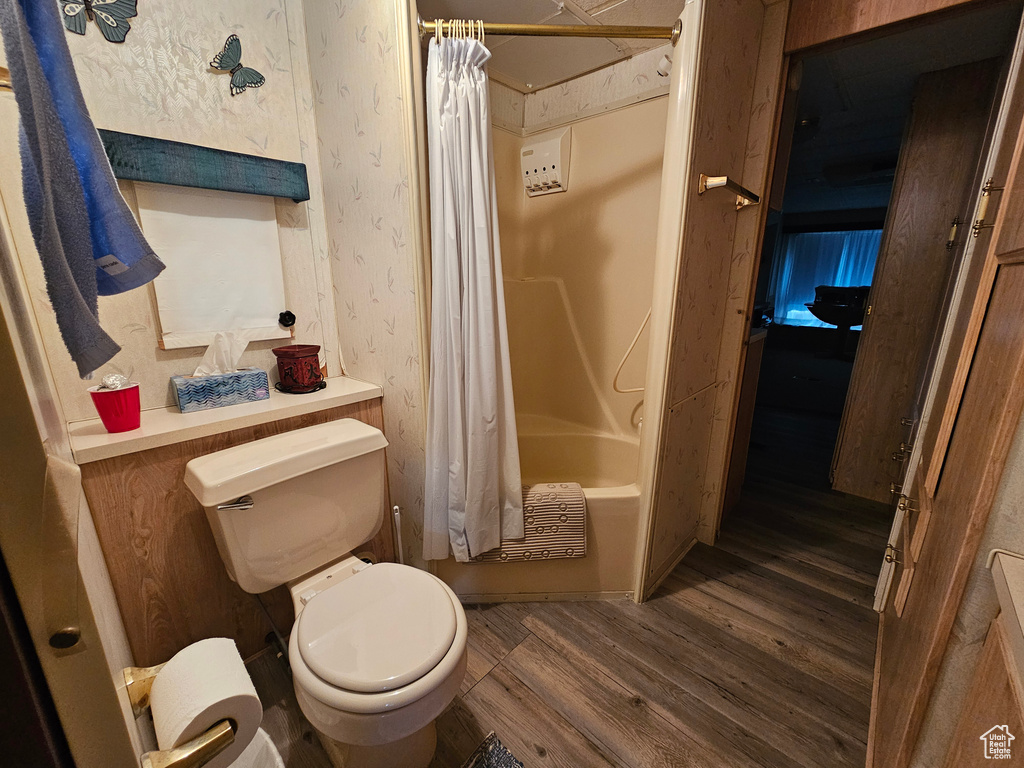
[183,419,467,768]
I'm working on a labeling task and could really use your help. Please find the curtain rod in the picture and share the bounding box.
[418,16,681,44]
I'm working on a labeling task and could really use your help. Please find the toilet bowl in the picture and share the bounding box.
[184,420,467,768]
[287,556,468,767]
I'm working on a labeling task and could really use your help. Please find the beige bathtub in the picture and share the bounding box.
[433,427,640,601]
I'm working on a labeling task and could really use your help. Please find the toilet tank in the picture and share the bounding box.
[184,419,389,594]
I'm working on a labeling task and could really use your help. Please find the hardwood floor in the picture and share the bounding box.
[252,406,891,768]
[433,407,890,768]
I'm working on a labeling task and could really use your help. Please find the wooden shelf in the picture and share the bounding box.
[98,130,310,202]
[68,375,381,464]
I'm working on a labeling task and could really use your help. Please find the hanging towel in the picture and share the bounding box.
[0,0,162,376]
[12,0,163,295]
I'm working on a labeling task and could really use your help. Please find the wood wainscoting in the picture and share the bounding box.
[79,398,393,667]
[785,0,982,53]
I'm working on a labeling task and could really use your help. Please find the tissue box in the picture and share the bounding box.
[171,367,270,413]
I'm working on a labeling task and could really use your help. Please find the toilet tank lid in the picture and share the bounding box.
[184,419,388,507]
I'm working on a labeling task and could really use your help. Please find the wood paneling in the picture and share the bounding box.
[869,262,1024,767]
[785,0,981,53]
[920,50,1024,496]
[80,398,393,666]
[943,614,1024,767]
[832,61,999,503]
[99,130,311,202]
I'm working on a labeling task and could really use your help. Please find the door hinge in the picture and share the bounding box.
[898,494,918,512]
[946,217,960,250]
[885,544,902,565]
[972,178,1005,238]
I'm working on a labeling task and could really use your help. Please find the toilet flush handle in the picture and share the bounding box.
[216,495,254,511]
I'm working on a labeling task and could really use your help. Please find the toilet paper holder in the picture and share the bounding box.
[124,664,237,768]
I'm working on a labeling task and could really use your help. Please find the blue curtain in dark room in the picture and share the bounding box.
[769,229,882,327]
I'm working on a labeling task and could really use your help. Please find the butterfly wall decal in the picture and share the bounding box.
[60,0,137,44]
[210,35,266,97]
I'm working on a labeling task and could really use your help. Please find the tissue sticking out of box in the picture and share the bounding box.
[194,332,248,377]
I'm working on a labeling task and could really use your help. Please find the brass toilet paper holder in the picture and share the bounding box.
[124,664,237,768]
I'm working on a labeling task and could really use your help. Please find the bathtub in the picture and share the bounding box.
[433,426,640,601]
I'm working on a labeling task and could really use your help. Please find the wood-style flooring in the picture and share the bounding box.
[252,406,892,768]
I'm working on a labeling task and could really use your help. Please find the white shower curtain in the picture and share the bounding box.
[422,36,524,562]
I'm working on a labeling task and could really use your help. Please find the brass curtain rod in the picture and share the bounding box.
[418,16,681,44]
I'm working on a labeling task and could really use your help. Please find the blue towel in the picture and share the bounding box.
[0,0,116,376]
[17,0,163,295]
[0,0,163,376]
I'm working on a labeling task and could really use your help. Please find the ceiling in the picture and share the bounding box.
[783,1,1023,214]
[417,0,686,92]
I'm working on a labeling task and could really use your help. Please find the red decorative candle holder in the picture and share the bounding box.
[272,344,325,394]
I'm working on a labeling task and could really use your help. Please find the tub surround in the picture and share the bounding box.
[69,375,381,464]
[78,394,394,667]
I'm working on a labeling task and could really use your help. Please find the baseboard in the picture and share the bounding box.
[455,590,633,604]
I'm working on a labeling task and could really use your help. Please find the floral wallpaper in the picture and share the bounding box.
[65,0,302,162]
[523,44,673,131]
[489,80,524,132]
[303,0,429,568]
[0,0,340,422]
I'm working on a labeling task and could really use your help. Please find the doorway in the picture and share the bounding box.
[731,1,1023,517]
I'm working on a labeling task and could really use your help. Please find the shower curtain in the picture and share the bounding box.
[422,35,524,562]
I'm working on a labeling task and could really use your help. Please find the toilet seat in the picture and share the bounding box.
[296,563,457,693]
[289,565,468,715]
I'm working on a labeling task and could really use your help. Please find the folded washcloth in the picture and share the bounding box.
[15,0,163,295]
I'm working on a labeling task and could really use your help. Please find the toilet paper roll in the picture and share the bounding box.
[149,638,263,768]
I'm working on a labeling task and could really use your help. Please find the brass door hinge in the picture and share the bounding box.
[898,494,918,512]
[885,544,902,565]
[972,178,1005,238]
[946,217,960,250]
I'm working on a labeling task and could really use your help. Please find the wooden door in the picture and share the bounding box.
[638,0,783,596]
[868,39,1024,763]
[832,60,1000,504]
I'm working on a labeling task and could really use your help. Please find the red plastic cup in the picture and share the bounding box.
[88,383,141,433]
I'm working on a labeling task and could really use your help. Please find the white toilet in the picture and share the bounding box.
[183,419,467,768]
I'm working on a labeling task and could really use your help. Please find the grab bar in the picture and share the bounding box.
[612,308,651,394]
[697,174,760,210]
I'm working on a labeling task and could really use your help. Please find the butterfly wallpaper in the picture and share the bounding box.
[60,0,137,44]
[211,35,266,96]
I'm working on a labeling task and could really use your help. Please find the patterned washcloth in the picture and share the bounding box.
[471,482,586,563]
